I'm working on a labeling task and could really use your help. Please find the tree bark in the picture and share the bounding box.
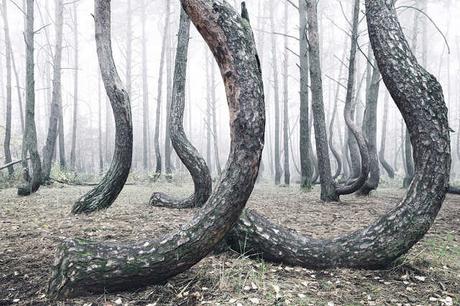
[299,0,314,190]
[70,0,133,214]
[47,0,264,298]
[357,55,381,195]
[226,0,450,269]
[379,90,395,178]
[270,1,282,185]
[18,0,42,196]
[42,0,64,182]
[149,8,212,209]
[306,0,337,201]
[1,0,13,176]
[153,1,170,181]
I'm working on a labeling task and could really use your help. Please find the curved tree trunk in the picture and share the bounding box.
[379,90,395,178]
[18,0,41,196]
[357,56,381,195]
[149,8,212,209]
[47,0,264,299]
[42,0,64,182]
[71,0,133,214]
[226,0,450,270]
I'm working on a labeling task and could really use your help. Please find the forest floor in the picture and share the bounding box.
[0,180,459,306]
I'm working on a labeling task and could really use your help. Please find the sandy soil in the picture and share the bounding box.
[0,182,459,305]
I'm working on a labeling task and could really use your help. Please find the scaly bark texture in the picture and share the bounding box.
[379,90,395,178]
[71,0,133,214]
[226,0,450,269]
[18,0,42,196]
[150,8,212,209]
[42,0,64,181]
[47,0,264,298]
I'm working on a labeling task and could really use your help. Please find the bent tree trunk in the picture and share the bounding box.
[379,90,395,178]
[71,0,133,214]
[226,0,450,269]
[150,8,212,209]
[18,0,42,196]
[357,57,381,195]
[47,0,264,298]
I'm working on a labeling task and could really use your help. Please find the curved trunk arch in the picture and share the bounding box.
[47,0,265,298]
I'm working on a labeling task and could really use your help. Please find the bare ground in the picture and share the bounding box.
[0,181,459,306]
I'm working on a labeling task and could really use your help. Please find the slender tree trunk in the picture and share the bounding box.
[1,0,13,176]
[47,0,264,298]
[125,0,132,95]
[18,0,42,196]
[164,14,173,182]
[150,8,212,209]
[299,0,313,190]
[11,50,24,135]
[282,0,290,186]
[42,0,64,181]
[205,55,212,172]
[270,1,282,185]
[210,62,222,176]
[358,55,381,195]
[70,3,79,170]
[379,90,395,178]
[227,0,450,270]
[71,0,133,214]
[306,0,337,201]
[141,0,149,171]
[57,95,65,169]
[153,1,170,180]
[98,73,103,175]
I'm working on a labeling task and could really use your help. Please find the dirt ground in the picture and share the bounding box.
[0,181,459,306]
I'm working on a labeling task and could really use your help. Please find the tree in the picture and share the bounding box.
[47,0,264,298]
[70,0,133,214]
[141,0,149,171]
[379,90,395,178]
[1,0,13,176]
[282,0,290,186]
[298,0,314,190]
[164,9,173,182]
[357,55,381,195]
[149,7,212,209]
[42,0,64,182]
[18,0,42,196]
[226,0,450,269]
[70,2,79,170]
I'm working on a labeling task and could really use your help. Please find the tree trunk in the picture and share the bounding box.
[205,55,212,172]
[282,0,290,186]
[357,55,381,195]
[306,0,337,201]
[211,61,222,176]
[141,0,149,171]
[164,16,173,182]
[299,0,314,190]
[1,0,13,176]
[226,0,450,269]
[11,48,25,135]
[153,1,170,181]
[379,90,395,178]
[149,8,212,209]
[270,1,282,185]
[70,3,79,170]
[71,0,133,214]
[18,0,42,196]
[47,0,264,298]
[98,73,103,175]
[42,0,64,182]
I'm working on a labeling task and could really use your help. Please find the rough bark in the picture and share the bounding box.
[270,1,282,185]
[70,0,133,214]
[1,0,13,176]
[149,8,212,209]
[379,90,395,178]
[358,56,381,195]
[226,0,450,269]
[153,1,170,181]
[18,0,42,196]
[299,0,314,190]
[70,3,79,170]
[42,0,64,182]
[306,0,337,201]
[47,0,264,298]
